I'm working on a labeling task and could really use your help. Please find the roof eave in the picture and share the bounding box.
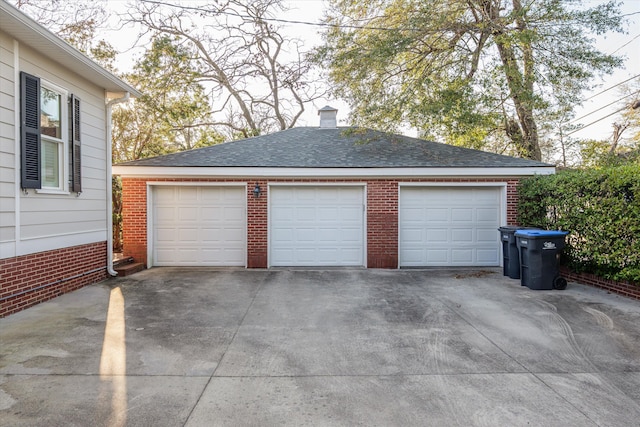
[112,165,556,178]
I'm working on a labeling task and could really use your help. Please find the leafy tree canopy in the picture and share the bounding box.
[316,0,627,160]
[112,36,224,162]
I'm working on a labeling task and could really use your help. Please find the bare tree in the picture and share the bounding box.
[13,0,117,70]
[126,0,326,139]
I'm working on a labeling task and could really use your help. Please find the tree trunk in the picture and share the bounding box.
[486,0,542,160]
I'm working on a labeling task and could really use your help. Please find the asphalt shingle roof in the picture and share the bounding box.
[115,127,550,168]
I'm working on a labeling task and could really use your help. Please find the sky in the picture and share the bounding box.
[569,0,640,142]
[104,0,640,141]
[280,0,640,141]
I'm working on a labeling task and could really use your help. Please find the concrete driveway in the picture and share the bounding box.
[2,268,640,426]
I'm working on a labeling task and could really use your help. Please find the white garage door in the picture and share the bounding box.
[399,187,501,267]
[270,186,365,266]
[152,186,246,266]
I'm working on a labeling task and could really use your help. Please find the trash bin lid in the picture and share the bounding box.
[515,230,569,237]
[498,226,540,232]
[498,226,521,231]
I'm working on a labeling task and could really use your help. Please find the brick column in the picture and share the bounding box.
[367,180,399,268]
[247,180,268,268]
[121,178,148,265]
[507,179,520,225]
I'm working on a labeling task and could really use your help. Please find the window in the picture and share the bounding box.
[40,86,63,189]
[20,72,81,192]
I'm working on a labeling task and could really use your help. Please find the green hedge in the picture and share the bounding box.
[517,165,640,284]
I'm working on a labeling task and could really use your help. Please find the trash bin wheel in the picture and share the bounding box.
[553,277,568,290]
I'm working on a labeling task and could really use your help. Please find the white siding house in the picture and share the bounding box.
[0,2,140,316]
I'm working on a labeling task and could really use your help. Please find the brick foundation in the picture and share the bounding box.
[0,241,108,317]
[121,177,521,269]
[560,266,640,300]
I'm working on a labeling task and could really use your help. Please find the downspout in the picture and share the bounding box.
[105,92,130,276]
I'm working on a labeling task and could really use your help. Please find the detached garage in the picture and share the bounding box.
[114,107,554,269]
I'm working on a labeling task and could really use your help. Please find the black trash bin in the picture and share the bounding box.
[515,230,569,290]
[499,226,537,279]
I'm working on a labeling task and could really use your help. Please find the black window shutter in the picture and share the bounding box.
[69,95,81,192]
[20,72,41,189]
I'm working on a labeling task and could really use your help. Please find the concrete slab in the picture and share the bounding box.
[0,374,208,427]
[187,375,594,426]
[1,267,640,426]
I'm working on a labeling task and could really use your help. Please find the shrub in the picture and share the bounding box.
[517,165,640,284]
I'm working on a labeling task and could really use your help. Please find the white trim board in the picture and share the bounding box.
[114,166,555,178]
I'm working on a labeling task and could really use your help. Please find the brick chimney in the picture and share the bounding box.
[318,105,338,128]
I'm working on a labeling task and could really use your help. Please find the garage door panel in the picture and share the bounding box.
[477,228,498,242]
[295,228,316,242]
[270,187,291,202]
[426,229,447,242]
[172,248,199,262]
[272,248,294,260]
[294,248,316,263]
[223,228,244,240]
[451,208,473,222]
[402,207,424,221]
[339,248,362,264]
[155,228,176,242]
[477,208,498,222]
[156,207,177,221]
[340,206,362,221]
[152,186,246,266]
[426,250,448,263]
[451,249,474,263]
[178,228,199,242]
[201,206,223,217]
[270,186,364,267]
[224,206,244,219]
[427,208,448,221]
[403,249,423,263]
[319,248,343,262]
[340,228,362,242]
[155,249,176,264]
[201,228,222,241]
[400,229,422,243]
[318,228,340,242]
[178,188,198,201]
[478,249,499,263]
[271,207,294,221]
[271,227,293,242]
[451,228,473,242]
[178,208,198,221]
[476,190,500,202]
[317,207,339,220]
[400,187,501,267]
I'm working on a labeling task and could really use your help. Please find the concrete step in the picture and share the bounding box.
[115,262,145,277]
[113,255,134,268]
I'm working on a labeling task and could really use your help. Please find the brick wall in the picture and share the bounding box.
[121,177,522,269]
[0,241,108,317]
[560,267,640,300]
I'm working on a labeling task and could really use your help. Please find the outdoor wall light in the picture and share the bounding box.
[253,183,261,198]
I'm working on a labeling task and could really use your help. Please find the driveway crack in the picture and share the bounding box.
[182,270,272,426]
